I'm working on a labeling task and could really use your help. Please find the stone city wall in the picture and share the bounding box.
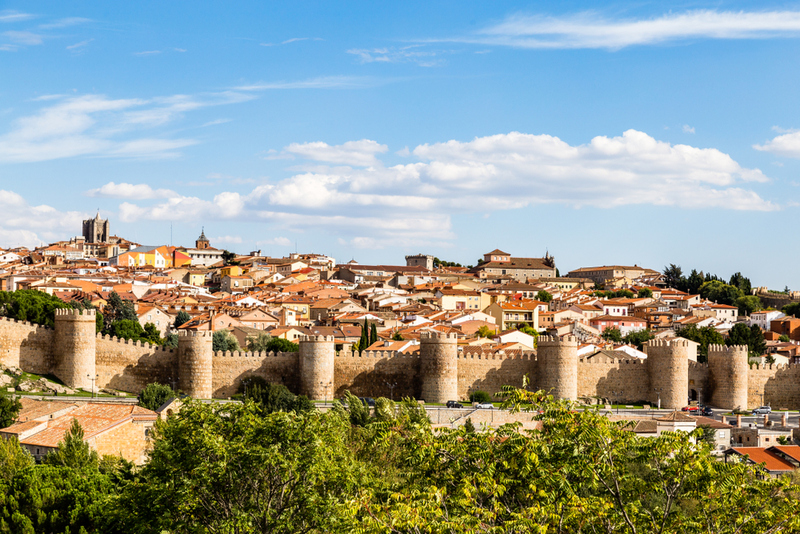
[96,335,177,394]
[748,363,800,409]
[458,351,533,401]
[0,317,54,375]
[577,356,650,404]
[334,350,421,400]
[212,351,300,398]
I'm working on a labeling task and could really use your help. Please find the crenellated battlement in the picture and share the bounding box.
[419,331,458,341]
[54,308,96,317]
[299,335,335,343]
[647,338,692,348]
[335,349,413,359]
[458,350,532,360]
[708,344,748,355]
[213,350,298,358]
[177,330,213,338]
[579,357,646,365]
[0,316,52,329]
[538,334,577,345]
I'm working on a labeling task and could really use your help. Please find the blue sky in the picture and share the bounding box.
[1,2,799,289]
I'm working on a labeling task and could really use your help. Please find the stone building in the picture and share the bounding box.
[82,213,109,243]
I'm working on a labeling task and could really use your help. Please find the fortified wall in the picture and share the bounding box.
[1,312,799,408]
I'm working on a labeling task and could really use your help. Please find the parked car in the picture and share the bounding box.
[681,405,701,414]
[752,406,772,415]
[446,400,464,409]
[701,406,714,416]
[359,397,376,407]
[476,402,494,409]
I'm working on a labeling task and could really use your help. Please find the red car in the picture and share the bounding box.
[681,405,701,413]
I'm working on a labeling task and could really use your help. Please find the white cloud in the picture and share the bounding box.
[461,10,800,50]
[39,17,91,29]
[0,11,34,23]
[0,190,85,248]
[683,125,695,134]
[261,37,323,46]
[754,131,800,158]
[0,91,252,163]
[283,139,388,166]
[3,30,43,45]
[347,45,445,67]
[201,118,232,127]
[67,39,93,51]
[114,129,777,247]
[133,50,161,56]
[86,182,178,200]
[234,76,376,91]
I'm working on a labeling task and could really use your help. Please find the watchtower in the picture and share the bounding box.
[178,330,213,398]
[420,332,458,403]
[536,335,578,400]
[646,339,692,409]
[299,335,335,400]
[53,308,97,390]
[708,344,748,411]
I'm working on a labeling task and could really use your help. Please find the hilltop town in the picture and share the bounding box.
[1,215,797,368]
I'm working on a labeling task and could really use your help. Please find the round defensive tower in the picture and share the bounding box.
[420,332,458,404]
[536,335,578,400]
[178,330,213,399]
[53,308,97,390]
[646,339,691,409]
[299,335,335,400]
[708,344,749,411]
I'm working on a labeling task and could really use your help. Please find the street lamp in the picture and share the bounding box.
[654,388,662,410]
[87,373,98,399]
[319,380,332,404]
[384,380,397,401]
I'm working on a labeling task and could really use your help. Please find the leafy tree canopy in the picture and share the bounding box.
[212,329,241,352]
[637,287,653,298]
[43,419,99,470]
[0,289,70,327]
[727,323,767,357]
[173,310,191,328]
[0,390,22,429]
[783,301,800,317]
[536,290,553,303]
[601,326,623,343]
[138,383,176,412]
[676,324,725,362]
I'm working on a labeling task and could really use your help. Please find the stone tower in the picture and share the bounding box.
[178,330,213,399]
[53,308,97,390]
[299,335,335,400]
[419,332,458,403]
[708,344,749,411]
[82,212,109,243]
[536,335,578,400]
[646,339,692,409]
[196,228,210,250]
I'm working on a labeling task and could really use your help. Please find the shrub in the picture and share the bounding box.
[469,390,492,404]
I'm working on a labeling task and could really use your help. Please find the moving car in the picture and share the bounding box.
[476,402,494,409]
[446,400,464,409]
[681,405,701,414]
[752,406,772,415]
[701,406,714,416]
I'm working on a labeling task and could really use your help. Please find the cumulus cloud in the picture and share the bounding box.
[458,10,800,50]
[283,139,388,166]
[0,91,252,163]
[210,235,242,244]
[86,182,178,200]
[0,190,86,248]
[258,237,292,246]
[683,125,695,134]
[114,129,777,247]
[754,131,800,158]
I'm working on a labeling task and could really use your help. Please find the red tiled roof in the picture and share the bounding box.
[729,447,797,472]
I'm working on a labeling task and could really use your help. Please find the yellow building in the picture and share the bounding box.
[111,245,173,269]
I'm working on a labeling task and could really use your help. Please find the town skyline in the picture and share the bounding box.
[2,2,800,288]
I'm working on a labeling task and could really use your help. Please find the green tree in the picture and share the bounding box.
[536,290,553,303]
[246,332,273,352]
[727,323,767,357]
[142,322,162,345]
[43,419,99,469]
[359,318,369,351]
[221,249,237,265]
[736,295,763,316]
[779,334,791,342]
[0,289,70,327]
[623,329,655,350]
[663,263,685,290]
[677,324,725,362]
[0,390,22,429]
[686,268,706,294]
[469,390,492,404]
[783,301,800,317]
[0,465,113,534]
[729,272,753,295]
[110,319,146,341]
[138,383,176,411]
[637,287,653,298]
[163,333,178,348]
[115,401,362,534]
[391,330,404,341]
[601,326,623,343]
[173,310,191,328]
[104,291,137,326]
[476,325,494,338]
[212,329,241,352]
[243,379,313,414]
[700,280,744,305]
[369,322,378,346]
[0,435,33,482]
[263,337,299,353]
